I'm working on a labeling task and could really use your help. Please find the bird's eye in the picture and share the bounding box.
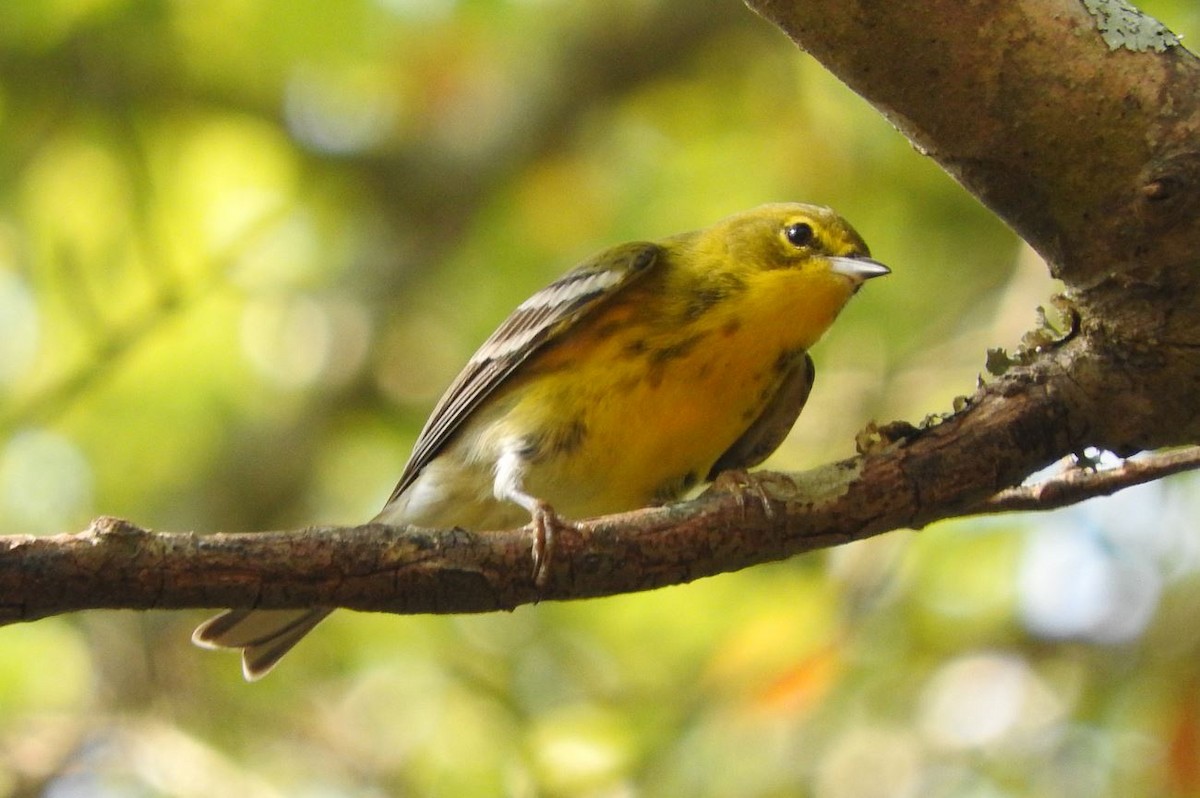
[784,222,814,248]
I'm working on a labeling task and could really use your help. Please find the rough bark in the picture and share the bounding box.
[748,0,1200,455]
[3,0,1199,622]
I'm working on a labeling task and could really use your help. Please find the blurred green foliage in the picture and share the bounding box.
[2,1,1200,796]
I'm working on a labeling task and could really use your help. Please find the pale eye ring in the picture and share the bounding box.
[784,222,814,248]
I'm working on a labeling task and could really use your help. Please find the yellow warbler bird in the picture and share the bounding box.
[193,203,889,679]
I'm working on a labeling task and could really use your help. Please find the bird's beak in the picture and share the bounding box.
[828,256,891,286]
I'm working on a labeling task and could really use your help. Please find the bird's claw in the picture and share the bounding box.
[530,501,560,588]
[710,469,775,520]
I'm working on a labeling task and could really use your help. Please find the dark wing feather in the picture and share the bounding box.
[706,352,815,480]
[385,242,662,504]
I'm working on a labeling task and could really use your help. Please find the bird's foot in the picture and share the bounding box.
[710,469,775,520]
[530,501,568,588]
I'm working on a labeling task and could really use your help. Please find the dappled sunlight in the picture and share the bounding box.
[166,117,300,261]
[1017,475,1200,645]
[917,651,1067,751]
[239,293,372,390]
[0,429,92,534]
[0,268,39,388]
[1019,517,1163,644]
[284,63,400,156]
[815,725,923,798]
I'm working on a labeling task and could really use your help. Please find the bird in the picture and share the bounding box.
[192,202,890,679]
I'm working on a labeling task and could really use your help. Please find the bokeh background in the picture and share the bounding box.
[2,1,1200,796]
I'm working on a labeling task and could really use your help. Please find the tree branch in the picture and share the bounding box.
[977,445,1200,513]
[746,0,1200,453]
[4,1,1200,623]
[2,349,1087,622]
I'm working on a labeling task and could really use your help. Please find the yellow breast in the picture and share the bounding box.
[475,262,857,518]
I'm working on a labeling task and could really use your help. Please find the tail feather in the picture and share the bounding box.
[192,608,332,681]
